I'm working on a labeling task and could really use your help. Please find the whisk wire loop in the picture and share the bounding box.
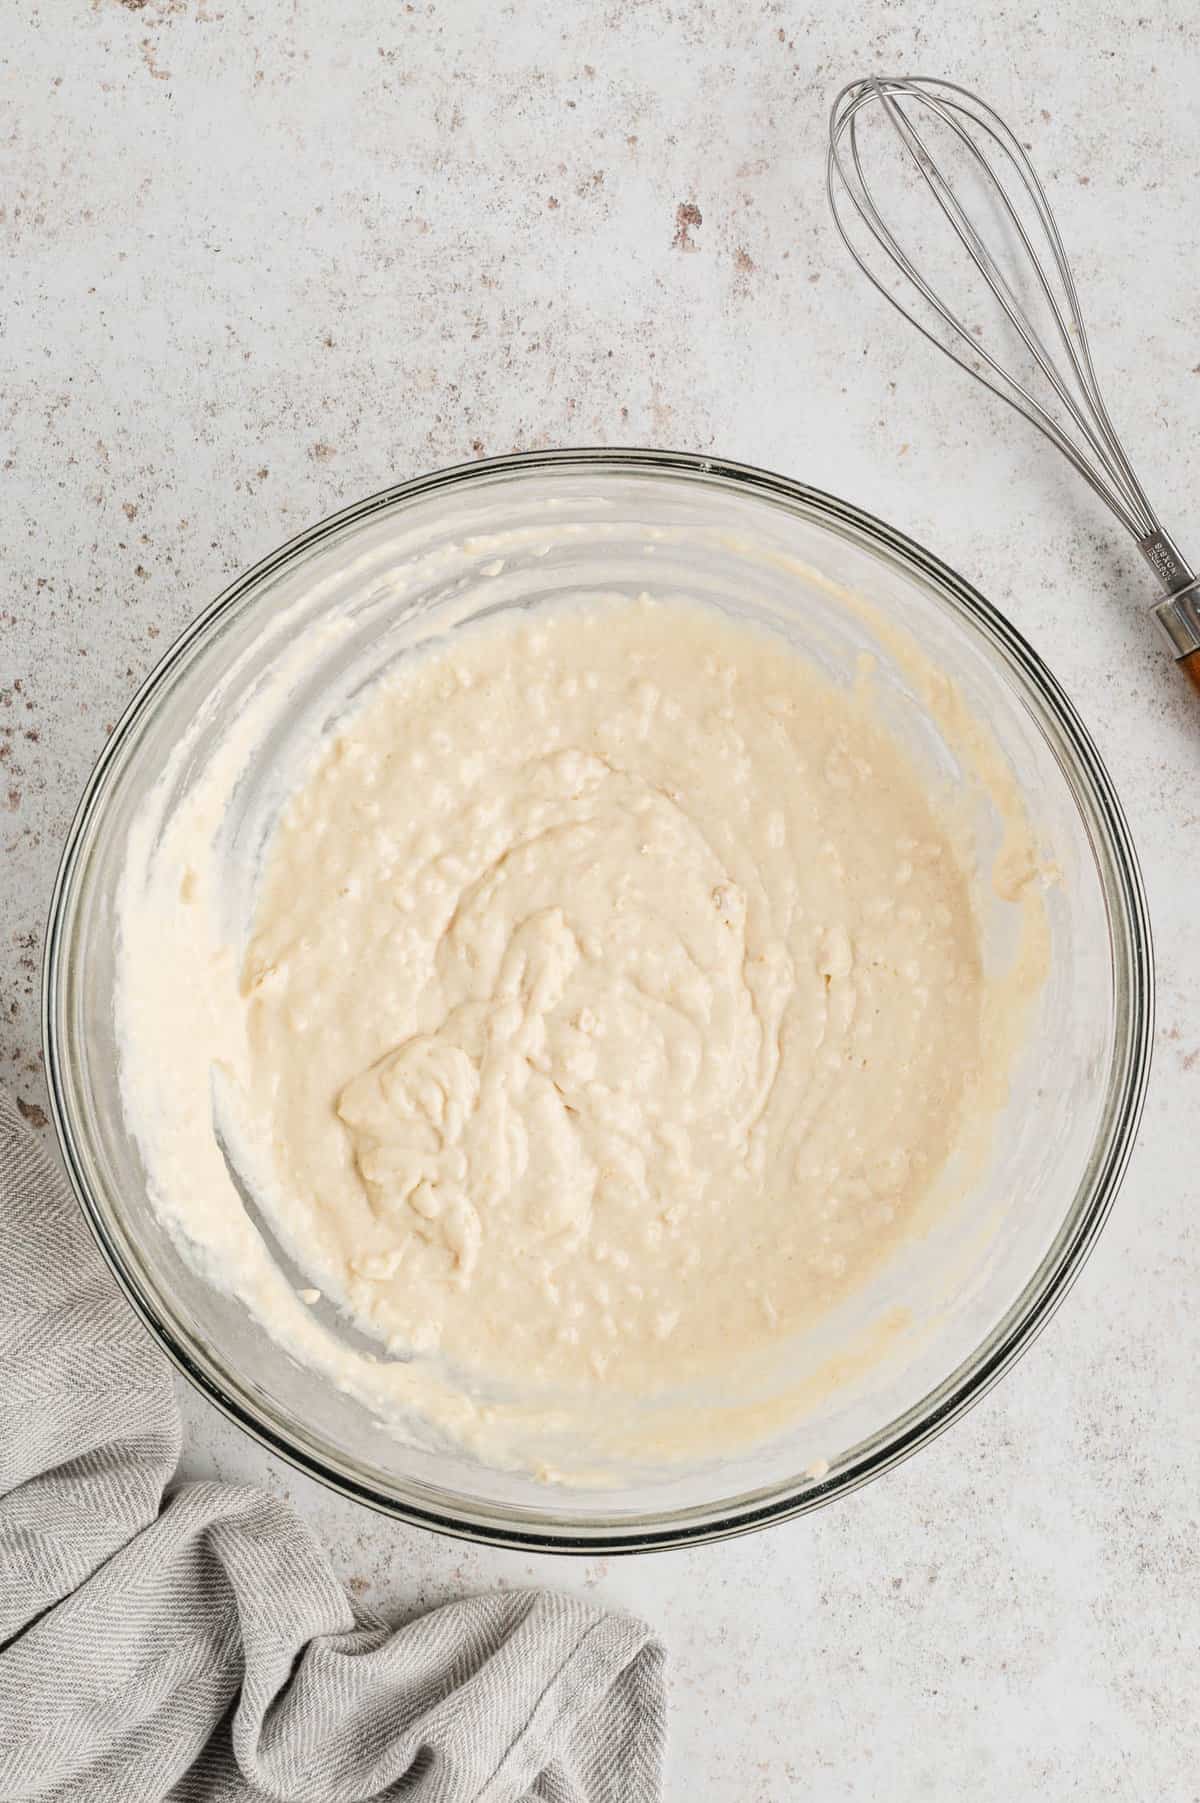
[827,75,1193,611]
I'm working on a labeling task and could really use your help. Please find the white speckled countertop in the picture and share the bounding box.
[4,4,1198,1796]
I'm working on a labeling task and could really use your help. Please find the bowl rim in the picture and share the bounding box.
[42,445,1155,1553]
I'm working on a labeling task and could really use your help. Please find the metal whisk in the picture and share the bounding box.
[827,75,1200,686]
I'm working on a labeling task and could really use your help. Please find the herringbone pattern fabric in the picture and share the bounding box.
[0,1092,666,1802]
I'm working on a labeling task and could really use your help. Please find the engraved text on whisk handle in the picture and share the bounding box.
[1138,530,1192,594]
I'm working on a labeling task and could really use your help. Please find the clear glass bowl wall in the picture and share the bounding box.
[44,452,1152,1551]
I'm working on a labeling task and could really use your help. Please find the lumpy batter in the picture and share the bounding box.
[118,590,1046,1473]
[238,599,984,1398]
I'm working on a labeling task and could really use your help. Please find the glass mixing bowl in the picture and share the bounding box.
[43,449,1153,1551]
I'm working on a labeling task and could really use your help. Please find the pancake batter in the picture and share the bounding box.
[242,600,983,1391]
[117,592,1042,1473]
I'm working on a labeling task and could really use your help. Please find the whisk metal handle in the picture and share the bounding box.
[1137,530,1200,661]
[1147,570,1200,661]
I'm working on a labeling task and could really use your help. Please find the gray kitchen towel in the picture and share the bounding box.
[0,1091,666,1802]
